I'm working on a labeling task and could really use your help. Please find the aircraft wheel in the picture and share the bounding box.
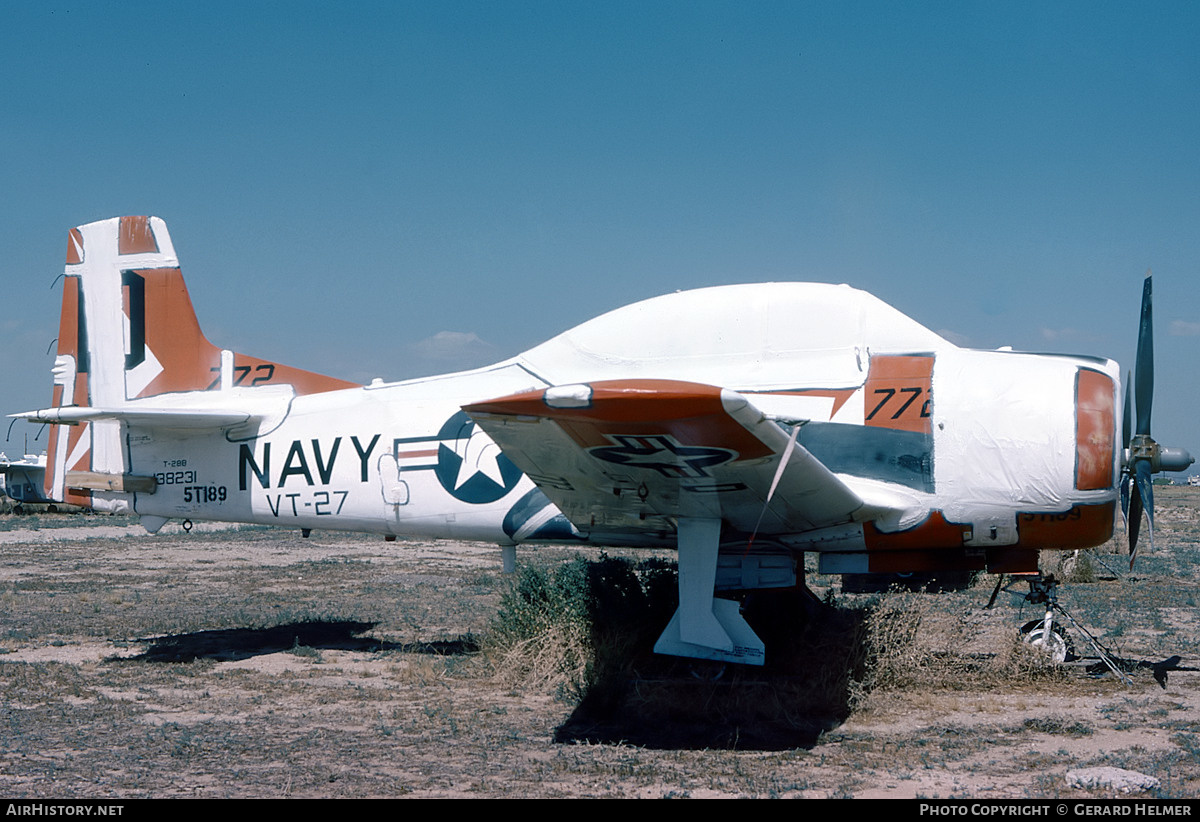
[1019,620,1074,663]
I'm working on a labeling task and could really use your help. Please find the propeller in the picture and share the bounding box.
[1120,272,1194,568]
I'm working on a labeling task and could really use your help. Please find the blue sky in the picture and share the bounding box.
[2,2,1198,472]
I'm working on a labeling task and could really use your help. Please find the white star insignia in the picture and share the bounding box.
[452,425,507,489]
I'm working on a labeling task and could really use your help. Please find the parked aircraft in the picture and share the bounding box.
[0,453,50,508]
[11,216,1192,665]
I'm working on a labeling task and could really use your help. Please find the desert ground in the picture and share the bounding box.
[0,489,1197,799]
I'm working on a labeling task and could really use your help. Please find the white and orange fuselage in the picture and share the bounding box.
[30,217,1120,575]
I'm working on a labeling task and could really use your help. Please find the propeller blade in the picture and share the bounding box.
[1128,477,1143,561]
[1135,272,1154,437]
[1137,459,1155,548]
[1129,461,1156,570]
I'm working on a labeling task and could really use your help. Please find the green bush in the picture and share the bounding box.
[486,554,677,698]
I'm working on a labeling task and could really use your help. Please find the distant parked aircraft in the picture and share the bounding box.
[0,452,50,508]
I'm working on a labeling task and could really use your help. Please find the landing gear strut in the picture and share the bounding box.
[653,517,766,666]
[1017,575,1073,663]
[992,573,1132,685]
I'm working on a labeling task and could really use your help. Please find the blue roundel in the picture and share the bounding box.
[433,411,523,504]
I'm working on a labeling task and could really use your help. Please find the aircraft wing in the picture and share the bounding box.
[464,379,870,538]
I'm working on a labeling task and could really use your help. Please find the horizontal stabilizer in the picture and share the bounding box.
[13,383,296,432]
[14,406,257,429]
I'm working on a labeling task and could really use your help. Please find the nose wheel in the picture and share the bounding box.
[1019,619,1073,663]
[1017,574,1074,663]
[992,573,1132,684]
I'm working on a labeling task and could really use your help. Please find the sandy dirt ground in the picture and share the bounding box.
[0,491,1197,798]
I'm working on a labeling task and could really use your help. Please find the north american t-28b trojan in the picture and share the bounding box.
[13,216,1192,666]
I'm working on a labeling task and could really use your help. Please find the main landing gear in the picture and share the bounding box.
[654,518,767,666]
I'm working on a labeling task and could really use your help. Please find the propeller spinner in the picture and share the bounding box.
[1121,273,1194,568]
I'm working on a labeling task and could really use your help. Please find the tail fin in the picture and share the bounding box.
[43,216,358,507]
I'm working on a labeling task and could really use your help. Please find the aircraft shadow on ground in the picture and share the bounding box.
[552,651,1198,751]
[1083,654,1195,688]
[554,673,846,751]
[108,616,847,750]
[116,620,478,663]
[554,592,868,752]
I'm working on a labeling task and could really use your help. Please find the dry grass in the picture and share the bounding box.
[484,554,676,704]
[851,589,1072,696]
[484,566,1092,752]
